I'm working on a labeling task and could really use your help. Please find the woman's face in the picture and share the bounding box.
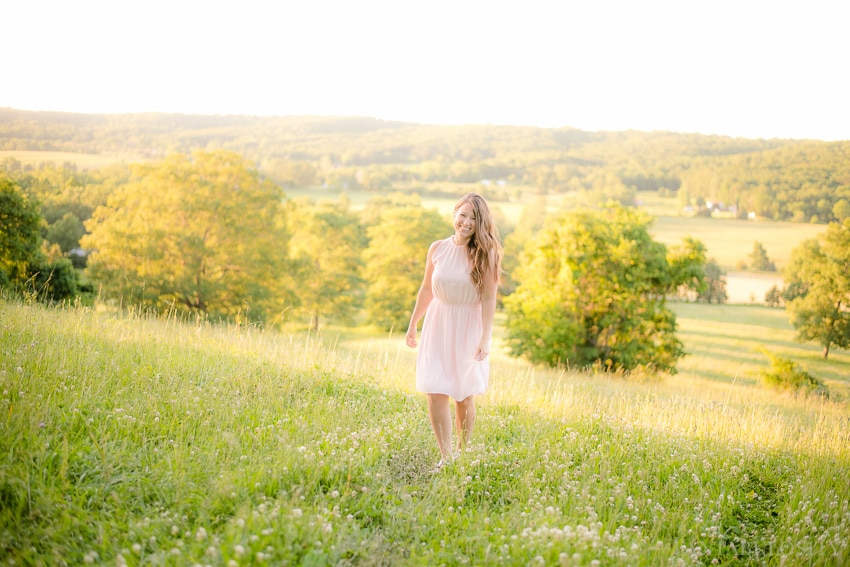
[454,202,477,242]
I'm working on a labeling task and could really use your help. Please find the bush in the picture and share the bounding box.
[27,257,79,302]
[758,350,828,397]
[764,285,784,307]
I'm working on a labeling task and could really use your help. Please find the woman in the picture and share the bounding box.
[405,193,502,470]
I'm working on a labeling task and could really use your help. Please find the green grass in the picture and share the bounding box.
[1,301,848,566]
[672,302,850,399]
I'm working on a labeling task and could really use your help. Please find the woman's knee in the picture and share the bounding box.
[427,393,449,408]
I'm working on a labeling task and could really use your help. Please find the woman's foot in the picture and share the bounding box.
[430,455,455,473]
[433,458,450,473]
[430,449,463,473]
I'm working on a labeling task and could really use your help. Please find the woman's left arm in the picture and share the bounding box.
[475,251,499,361]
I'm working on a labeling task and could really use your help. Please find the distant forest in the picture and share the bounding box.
[2,108,849,224]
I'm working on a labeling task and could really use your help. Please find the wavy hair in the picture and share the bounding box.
[454,193,503,296]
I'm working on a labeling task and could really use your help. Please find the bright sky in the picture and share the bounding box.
[4,0,848,141]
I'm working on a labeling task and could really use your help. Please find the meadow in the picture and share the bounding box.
[1,300,848,566]
[0,151,144,170]
[648,217,825,273]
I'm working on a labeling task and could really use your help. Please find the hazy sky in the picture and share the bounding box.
[5,0,848,140]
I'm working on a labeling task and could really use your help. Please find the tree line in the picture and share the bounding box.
[3,149,848,372]
[2,108,849,224]
[0,150,705,372]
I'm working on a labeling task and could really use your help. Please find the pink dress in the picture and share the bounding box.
[416,237,488,400]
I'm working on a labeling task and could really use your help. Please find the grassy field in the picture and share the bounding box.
[2,301,848,566]
[649,216,826,273]
[671,302,850,399]
[0,150,144,170]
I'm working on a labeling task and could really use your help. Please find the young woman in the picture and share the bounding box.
[405,193,503,470]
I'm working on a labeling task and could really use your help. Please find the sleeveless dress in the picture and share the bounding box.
[416,237,488,401]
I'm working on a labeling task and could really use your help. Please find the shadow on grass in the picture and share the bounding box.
[678,327,800,351]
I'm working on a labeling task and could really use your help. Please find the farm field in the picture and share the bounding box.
[1,301,847,565]
[0,150,144,170]
[649,216,826,272]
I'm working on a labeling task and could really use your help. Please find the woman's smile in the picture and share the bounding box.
[454,202,477,243]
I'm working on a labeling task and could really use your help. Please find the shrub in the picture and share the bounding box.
[764,285,784,307]
[27,257,79,302]
[758,350,828,397]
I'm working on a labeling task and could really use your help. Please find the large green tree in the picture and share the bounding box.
[361,199,450,331]
[0,175,44,286]
[783,219,850,358]
[504,205,705,373]
[285,196,366,330]
[82,151,295,323]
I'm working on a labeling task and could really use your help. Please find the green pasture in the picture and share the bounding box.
[671,302,850,399]
[649,216,826,272]
[1,301,847,566]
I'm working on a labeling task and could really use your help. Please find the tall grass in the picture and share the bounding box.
[1,301,848,566]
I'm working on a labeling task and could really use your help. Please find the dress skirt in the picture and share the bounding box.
[415,237,489,401]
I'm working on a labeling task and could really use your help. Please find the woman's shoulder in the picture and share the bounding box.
[429,236,453,249]
[427,236,454,258]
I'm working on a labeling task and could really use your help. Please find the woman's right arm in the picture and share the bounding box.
[405,241,438,348]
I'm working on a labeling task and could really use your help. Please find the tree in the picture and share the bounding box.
[265,159,318,189]
[503,205,705,373]
[501,195,548,297]
[833,199,850,222]
[46,211,85,253]
[0,175,44,286]
[748,241,775,272]
[361,201,450,331]
[285,196,366,330]
[698,258,727,304]
[82,151,296,324]
[668,237,709,298]
[782,219,850,358]
[765,285,783,307]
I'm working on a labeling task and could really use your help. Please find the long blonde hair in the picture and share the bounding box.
[455,193,503,296]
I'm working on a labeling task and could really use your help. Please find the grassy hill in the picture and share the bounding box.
[2,301,847,565]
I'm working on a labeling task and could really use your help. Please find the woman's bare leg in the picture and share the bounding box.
[426,393,453,461]
[454,396,476,452]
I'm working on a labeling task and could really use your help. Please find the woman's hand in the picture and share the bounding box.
[474,339,490,361]
[405,326,418,348]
